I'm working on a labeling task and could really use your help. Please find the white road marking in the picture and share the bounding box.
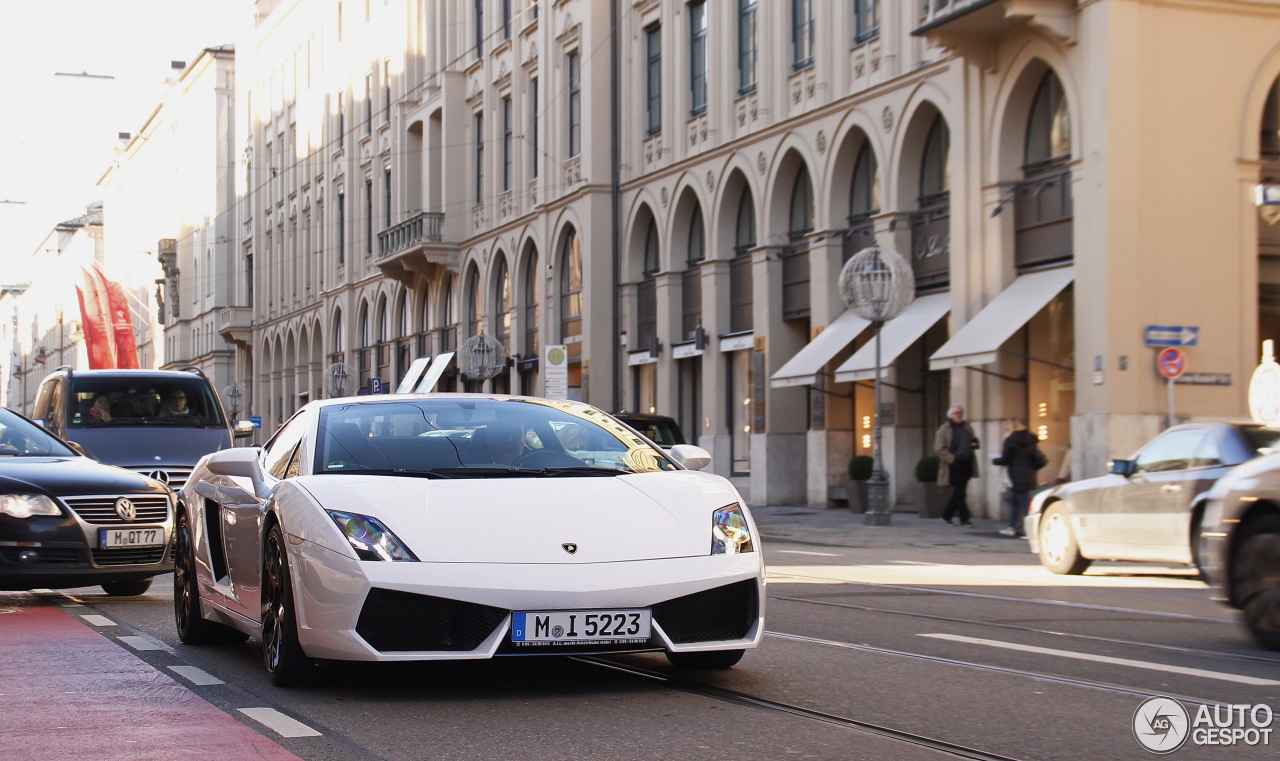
[920,633,1280,686]
[238,708,322,738]
[168,665,224,686]
[80,615,115,627]
[118,635,165,651]
[886,560,945,565]
[774,550,841,557]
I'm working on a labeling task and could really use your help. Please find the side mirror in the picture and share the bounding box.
[669,444,712,471]
[233,419,256,439]
[64,440,89,457]
[1110,459,1136,477]
[205,447,268,497]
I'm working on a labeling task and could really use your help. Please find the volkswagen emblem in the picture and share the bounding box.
[114,498,137,522]
[143,470,170,485]
[561,543,578,555]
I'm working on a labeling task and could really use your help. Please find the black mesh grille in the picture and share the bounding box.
[0,547,83,566]
[356,588,507,652]
[92,546,169,566]
[652,579,758,644]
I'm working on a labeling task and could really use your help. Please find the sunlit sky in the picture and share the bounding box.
[0,1,249,282]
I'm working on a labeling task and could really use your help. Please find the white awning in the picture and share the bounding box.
[769,309,873,388]
[929,266,1075,370]
[833,293,951,383]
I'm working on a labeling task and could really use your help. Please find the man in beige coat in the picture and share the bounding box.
[934,404,980,526]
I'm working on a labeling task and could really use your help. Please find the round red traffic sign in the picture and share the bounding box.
[1158,347,1187,379]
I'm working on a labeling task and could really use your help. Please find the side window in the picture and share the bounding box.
[1192,435,1223,468]
[1134,429,1205,473]
[262,414,308,477]
[48,385,65,430]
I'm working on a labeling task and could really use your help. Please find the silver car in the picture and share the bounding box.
[1199,453,1280,650]
[1027,422,1280,575]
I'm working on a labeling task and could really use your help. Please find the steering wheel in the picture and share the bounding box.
[511,449,583,469]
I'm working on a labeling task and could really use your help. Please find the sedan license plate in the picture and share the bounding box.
[512,609,651,645]
[98,527,165,549]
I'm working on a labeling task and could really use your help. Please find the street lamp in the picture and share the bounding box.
[839,246,914,526]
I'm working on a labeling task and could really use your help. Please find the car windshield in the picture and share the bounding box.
[0,407,76,456]
[1241,425,1280,456]
[314,398,678,477]
[68,378,226,429]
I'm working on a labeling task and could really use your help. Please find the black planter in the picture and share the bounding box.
[918,482,948,518]
[844,479,870,513]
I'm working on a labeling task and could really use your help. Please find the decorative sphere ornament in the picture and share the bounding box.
[458,333,508,381]
[839,246,914,323]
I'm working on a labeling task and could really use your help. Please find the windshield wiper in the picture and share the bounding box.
[324,468,455,479]
[532,466,628,477]
[146,418,208,428]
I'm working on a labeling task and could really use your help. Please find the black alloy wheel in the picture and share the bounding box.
[262,523,315,686]
[1233,515,1280,651]
[173,511,246,645]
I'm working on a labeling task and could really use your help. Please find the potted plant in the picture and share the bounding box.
[844,455,874,513]
[916,455,946,518]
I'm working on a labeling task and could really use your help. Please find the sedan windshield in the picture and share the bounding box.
[0,407,76,456]
[314,398,678,477]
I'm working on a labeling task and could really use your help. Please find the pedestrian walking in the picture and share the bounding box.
[992,418,1047,537]
[934,404,979,527]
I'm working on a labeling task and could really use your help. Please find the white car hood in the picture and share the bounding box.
[297,471,742,563]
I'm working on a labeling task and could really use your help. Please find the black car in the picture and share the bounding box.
[611,411,687,449]
[1199,453,1280,650]
[1027,422,1280,575]
[0,406,173,595]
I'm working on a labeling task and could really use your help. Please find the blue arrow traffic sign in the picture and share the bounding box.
[1144,325,1199,347]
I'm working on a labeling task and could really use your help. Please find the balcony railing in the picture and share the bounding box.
[378,211,444,259]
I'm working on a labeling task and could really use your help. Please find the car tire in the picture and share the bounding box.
[262,523,315,686]
[174,512,247,645]
[1038,504,1091,575]
[665,649,745,670]
[101,577,153,596]
[1233,515,1280,651]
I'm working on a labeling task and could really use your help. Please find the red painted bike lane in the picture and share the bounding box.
[0,596,304,761]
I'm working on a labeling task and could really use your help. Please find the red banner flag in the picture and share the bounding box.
[94,268,140,369]
[75,282,115,369]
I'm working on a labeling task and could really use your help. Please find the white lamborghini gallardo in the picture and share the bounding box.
[173,394,764,685]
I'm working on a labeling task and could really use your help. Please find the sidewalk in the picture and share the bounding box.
[0,592,303,761]
[751,503,1032,556]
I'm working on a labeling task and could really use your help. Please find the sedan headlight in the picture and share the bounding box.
[712,503,754,555]
[326,510,418,561]
[0,494,61,519]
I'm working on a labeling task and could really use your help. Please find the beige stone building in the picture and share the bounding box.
[13,0,1280,514]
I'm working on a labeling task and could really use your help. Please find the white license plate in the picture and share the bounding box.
[512,609,651,644]
[98,527,165,549]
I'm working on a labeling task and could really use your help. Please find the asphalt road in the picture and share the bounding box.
[6,508,1278,761]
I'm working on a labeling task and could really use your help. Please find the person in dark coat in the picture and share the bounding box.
[992,418,1046,537]
[934,404,979,527]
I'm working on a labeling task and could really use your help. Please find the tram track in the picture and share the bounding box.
[573,654,1028,761]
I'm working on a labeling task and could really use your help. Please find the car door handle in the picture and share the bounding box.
[1161,484,1181,493]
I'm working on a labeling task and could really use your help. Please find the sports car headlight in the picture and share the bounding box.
[712,503,754,555]
[326,510,419,562]
[0,494,61,519]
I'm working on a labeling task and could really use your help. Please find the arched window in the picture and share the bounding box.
[560,228,582,342]
[376,299,388,343]
[783,166,813,320]
[493,255,511,349]
[731,188,755,333]
[523,249,540,358]
[1265,78,1280,159]
[850,144,880,220]
[921,117,950,198]
[1025,71,1071,168]
[682,206,704,338]
[359,302,371,346]
[638,218,660,346]
[332,309,344,357]
[466,264,482,337]
[398,291,409,337]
